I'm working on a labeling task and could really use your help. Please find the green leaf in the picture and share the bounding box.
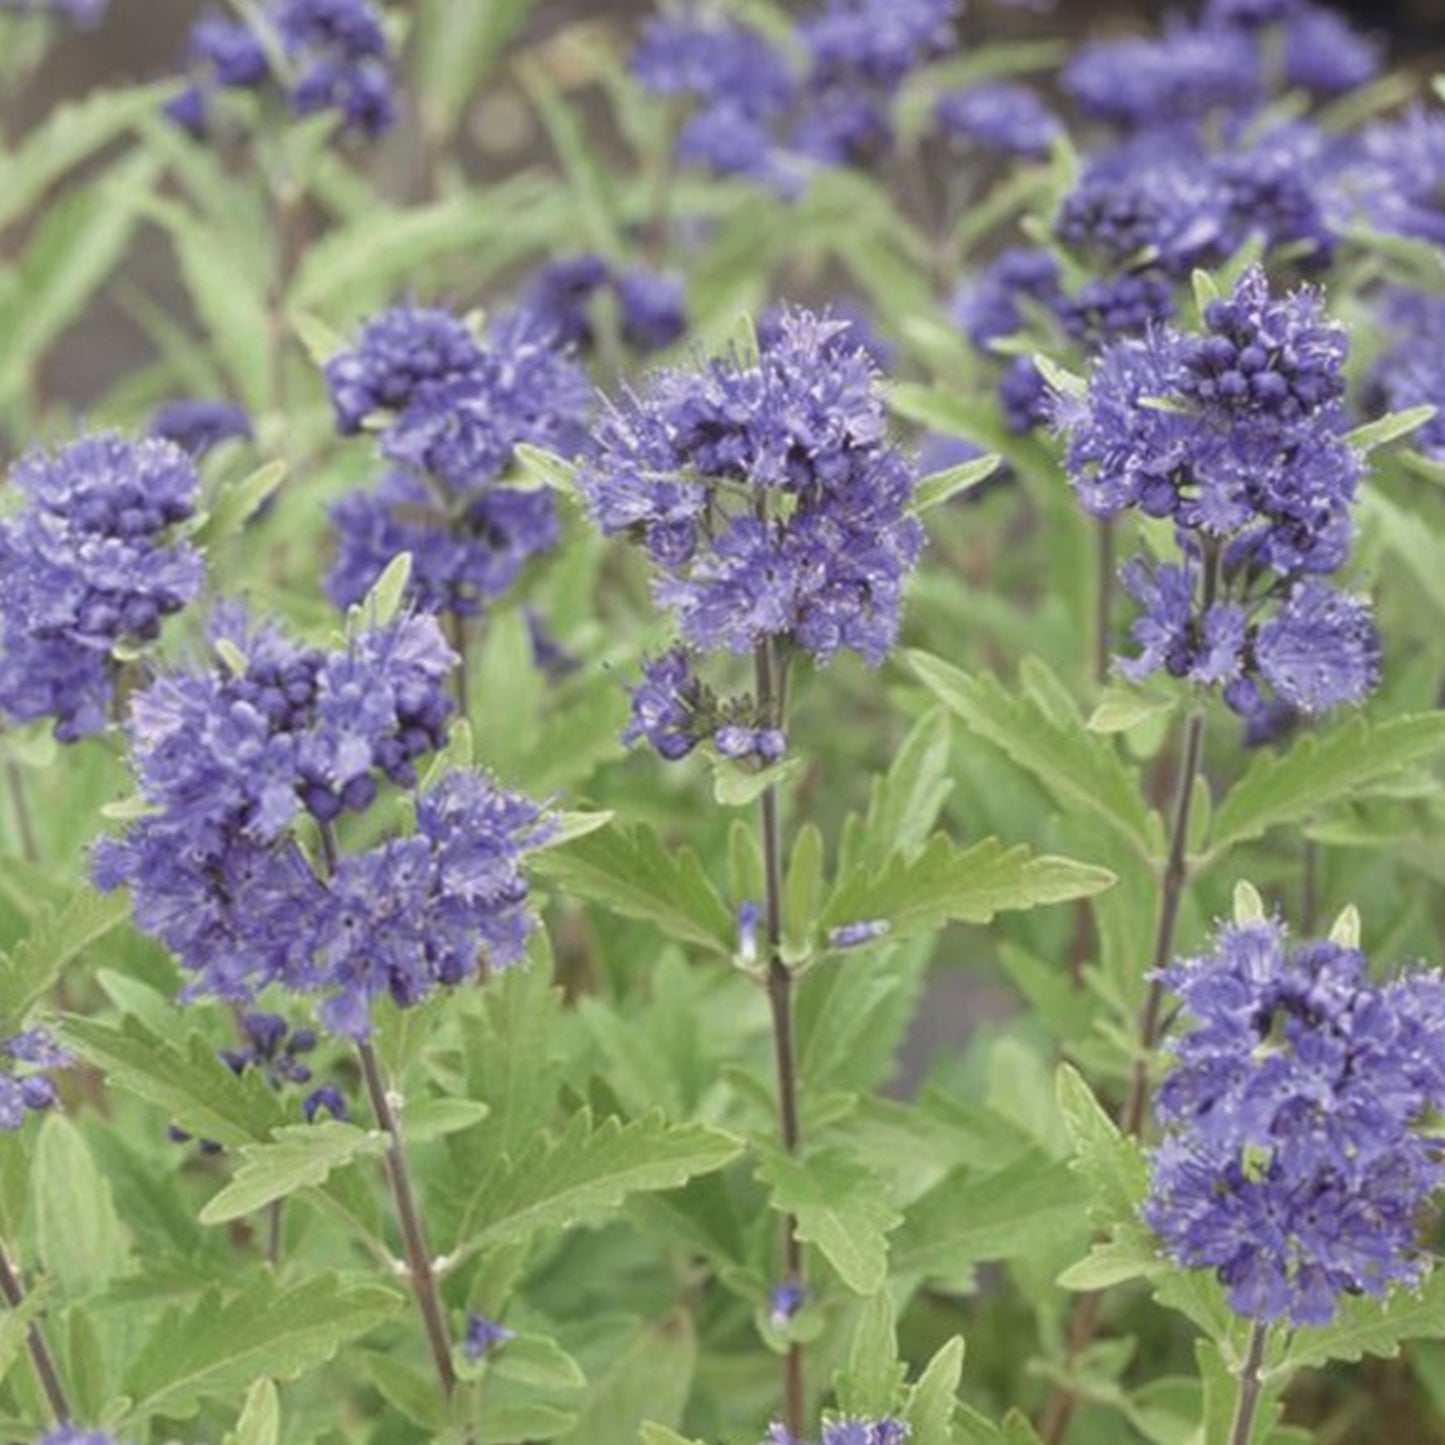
[1033,354,1086,400]
[823,833,1115,944]
[192,461,286,548]
[1056,1065,1150,1228]
[836,1292,902,1417]
[531,821,736,955]
[1207,713,1445,857]
[199,1122,388,1225]
[292,310,346,367]
[892,1150,1089,1280]
[0,887,132,1024]
[913,453,1001,512]
[63,1014,286,1149]
[413,0,533,139]
[0,153,155,407]
[1345,404,1437,453]
[554,1313,695,1445]
[367,1352,448,1431]
[712,756,801,808]
[32,1114,130,1299]
[512,443,581,501]
[848,706,956,874]
[123,1274,402,1423]
[488,1334,587,1391]
[1192,268,1221,320]
[227,1378,281,1445]
[354,551,413,627]
[756,1148,901,1295]
[402,1097,491,1144]
[910,650,1157,859]
[0,1285,45,1393]
[1282,1271,1445,1370]
[455,1109,742,1259]
[905,1336,965,1445]
[1087,686,1177,736]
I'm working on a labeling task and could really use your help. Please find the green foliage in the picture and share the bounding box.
[0,886,132,1025]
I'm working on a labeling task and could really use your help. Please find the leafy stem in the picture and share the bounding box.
[0,1239,70,1424]
[755,635,805,1438]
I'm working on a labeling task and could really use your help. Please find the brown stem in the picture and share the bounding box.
[755,640,804,1437]
[356,1040,458,1405]
[0,1241,69,1423]
[265,1198,284,1267]
[1230,1323,1270,1445]
[4,759,37,863]
[1093,518,1116,688]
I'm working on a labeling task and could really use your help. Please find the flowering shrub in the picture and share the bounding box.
[1,2,1444,1444]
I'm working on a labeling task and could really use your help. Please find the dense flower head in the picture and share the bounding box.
[0,1028,70,1132]
[0,0,107,22]
[151,397,253,457]
[1282,4,1380,96]
[1145,919,1445,1325]
[765,1420,909,1445]
[1367,291,1445,461]
[328,473,560,618]
[96,607,549,1035]
[167,0,396,139]
[521,253,688,355]
[0,433,204,741]
[951,248,1061,347]
[581,309,923,667]
[935,81,1060,158]
[1058,271,1176,346]
[1214,123,1337,266]
[632,7,795,119]
[1062,23,1262,130]
[1334,109,1445,246]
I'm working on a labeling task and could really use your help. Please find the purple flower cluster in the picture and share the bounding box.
[1367,292,1445,461]
[0,1029,69,1131]
[582,308,922,670]
[1145,919,1445,1326]
[936,81,1060,159]
[166,0,396,140]
[521,253,687,355]
[324,307,589,620]
[633,0,958,188]
[622,650,787,764]
[1055,267,1379,723]
[766,1421,908,1445]
[0,0,105,22]
[0,433,204,742]
[94,605,548,1036]
[151,398,253,458]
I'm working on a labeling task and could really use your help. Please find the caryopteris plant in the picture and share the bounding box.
[2,0,1445,1443]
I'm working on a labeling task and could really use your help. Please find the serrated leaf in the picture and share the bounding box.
[200,1122,388,1225]
[123,1274,402,1422]
[530,821,735,955]
[63,1014,286,1148]
[1281,1270,1445,1371]
[1056,1065,1150,1228]
[823,833,1114,943]
[910,650,1157,859]
[852,706,955,873]
[756,1148,901,1295]
[905,1336,965,1445]
[913,453,1001,512]
[1207,713,1445,857]
[33,1114,130,1299]
[892,1150,1089,1280]
[0,887,132,1024]
[455,1109,742,1259]
[1346,404,1437,453]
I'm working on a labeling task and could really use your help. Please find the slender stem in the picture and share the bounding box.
[4,760,37,863]
[446,611,471,718]
[0,1241,70,1423]
[356,1040,458,1405]
[1093,518,1115,688]
[1230,1323,1270,1445]
[755,640,805,1438]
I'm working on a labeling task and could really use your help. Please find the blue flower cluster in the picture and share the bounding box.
[623,650,786,764]
[935,81,1061,160]
[581,309,921,760]
[633,0,958,190]
[0,1029,69,1131]
[324,306,590,620]
[94,607,550,1037]
[1145,919,1445,1326]
[521,253,687,355]
[1367,292,1445,461]
[151,398,253,458]
[0,0,105,21]
[0,433,204,742]
[167,0,396,140]
[766,1420,908,1445]
[1055,267,1379,727]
